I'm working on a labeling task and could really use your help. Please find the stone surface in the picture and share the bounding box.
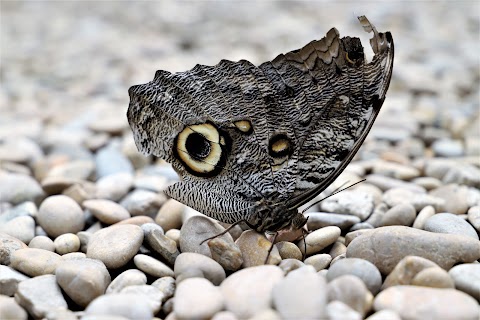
[54,233,81,254]
[106,269,148,294]
[151,276,176,302]
[121,284,164,314]
[120,189,165,217]
[134,254,175,278]
[326,301,362,320]
[95,172,134,201]
[275,241,302,261]
[448,263,480,301]
[0,265,29,296]
[306,212,360,231]
[382,256,441,289]
[175,278,224,320]
[236,230,281,267]
[28,235,55,251]
[0,172,44,205]
[0,215,35,244]
[10,248,62,276]
[155,198,184,231]
[145,228,180,266]
[84,293,153,320]
[37,195,85,237]
[304,254,332,271]
[412,205,435,229]
[0,232,28,265]
[366,309,402,320]
[278,259,305,274]
[320,191,374,220]
[424,212,479,240]
[298,226,341,256]
[83,199,131,224]
[380,203,416,227]
[174,252,226,285]
[410,267,455,289]
[0,295,28,320]
[468,206,480,232]
[327,258,382,294]
[208,236,244,271]
[429,184,470,215]
[327,275,372,317]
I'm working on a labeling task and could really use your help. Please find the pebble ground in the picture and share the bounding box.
[1,2,479,320]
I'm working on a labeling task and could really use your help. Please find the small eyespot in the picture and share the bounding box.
[234,120,253,135]
[269,134,292,158]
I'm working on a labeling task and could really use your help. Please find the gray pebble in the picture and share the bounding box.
[366,174,425,193]
[0,201,37,225]
[329,241,347,259]
[382,188,445,212]
[45,160,95,181]
[411,267,455,288]
[95,172,134,201]
[0,265,29,296]
[56,258,110,307]
[298,226,341,256]
[236,230,281,267]
[366,309,401,320]
[121,285,164,314]
[151,276,176,302]
[141,222,164,236]
[10,248,61,276]
[208,236,244,271]
[424,213,479,240]
[29,235,55,251]
[220,265,283,319]
[431,138,464,157]
[327,258,382,294]
[429,184,470,215]
[211,311,239,320]
[106,269,147,294]
[174,252,226,285]
[0,172,44,205]
[133,174,169,193]
[174,278,224,320]
[84,293,153,320]
[381,203,416,227]
[467,206,480,232]
[304,254,332,271]
[134,254,175,278]
[275,241,302,261]
[0,215,35,244]
[83,199,131,224]
[344,229,375,246]
[37,195,85,238]
[0,295,28,320]
[120,189,165,217]
[247,309,282,320]
[278,259,306,274]
[62,181,97,204]
[412,177,442,190]
[54,233,80,254]
[326,301,362,320]
[0,232,28,265]
[145,228,179,265]
[320,191,374,220]
[86,224,143,269]
[273,266,327,319]
[372,160,420,180]
[443,163,480,187]
[383,256,441,289]
[449,263,480,301]
[306,212,360,231]
[15,274,68,319]
[364,203,388,228]
[95,145,134,178]
[155,198,184,232]
[62,252,86,259]
[412,205,436,229]
[327,275,371,317]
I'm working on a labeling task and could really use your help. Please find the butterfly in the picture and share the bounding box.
[127,16,394,237]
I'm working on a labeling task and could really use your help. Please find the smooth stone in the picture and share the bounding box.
[45,160,95,181]
[29,235,55,251]
[95,172,134,201]
[411,267,455,288]
[115,215,155,226]
[275,241,302,261]
[0,215,35,244]
[62,181,97,204]
[145,228,179,266]
[106,269,147,294]
[382,256,441,289]
[56,258,110,307]
[0,201,37,225]
[329,241,346,260]
[344,229,375,246]
[0,296,28,320]
[278,259,306,274]
[208,236,244,271]
[327,275,371,316]
[87,224,143,269]
[449,264,480,301]
[353,183,383,206]
[121,285,164,314]
[381,203,416,227]
[0,265,29,296]
[372,161,420,180]
[133,174,169,193]
[151,276,176,302]
[236,230,281,267]
[0,172,44,205]
[304,254,332,271]
[84,293,153,320]
[346,226,480,275]
[165,229,181,247]
[431,138,464,157]
[220,265,284,319]
[298,226,341,256]
[211,311,238,320]
[320,191,374,220]
[306,212,360,231]
[247,309,281,320]
[77,231,91,253]
[134,254,175,278]
[0,232,28,265]
[443,163,480,187]
[366,309,402,320]
[95,145,134,178]
[155,198,184,231]
[15,274,68,319]
[175,278,224,320]
[424,212,478,240]
[120,189,165,217]
[62,252,86,259]
[374,286,479,320]
[429,184,470,215]
[174,252,226,285]
[382,188,445,212]
[273,266,328,319]
[37,195,85,238]
[10,248,61,276]
[326,301,362,320]
[364,203,389,228]
[327,258,382,294]
[180,216,234,258]
[83,199,131,224]
[349,222,375,231]
[412,177,442,190]
[468,206,480,232]
[54,233,80,254]
[412,205,435,229]
[366,174,425,193]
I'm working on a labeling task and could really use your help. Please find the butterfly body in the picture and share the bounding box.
[128,16,394,235]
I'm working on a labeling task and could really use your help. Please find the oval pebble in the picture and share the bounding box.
[106,269,148,294]
[429,184,470,215]
[54,233,80,254]
[208,236,244,271]
[0,216,35,244]
[412,205,435,229]
[306,212,360,231]
[448,263,480,301]
[0,232,28,265]
[236,230,281,267]
[95,172,134,201]
[10,248,61,276]
[37,195,85,238]
[134,254,174,278]
[121,285,164,314]
[0,172,44,205]
[174,252,226,285]
[83,199,131,224]
[0,296,28,320]
[320,191,374,220]
[84,293,153,320]
[467,206,480,232]
[175,278,224,320]
[0,265,30,296]
[278,259,306,274]
[327,275,371,316]
[28,236,55,251]
[298,226,341,256]
[410,267,455,289]
[275,241,302,260]
[155,198,184,231]
[304,254,332,272]
[327,301,362,320]
[327,258,382,294]
[424,213,479,240]
[381,203,416,227]
[87,224,143,269]
[382,256,441,289]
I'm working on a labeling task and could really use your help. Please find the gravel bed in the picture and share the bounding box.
[1,2,479,320]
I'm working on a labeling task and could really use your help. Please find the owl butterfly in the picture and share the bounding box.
[128,16,394,240]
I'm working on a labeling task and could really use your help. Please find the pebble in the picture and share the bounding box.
[115,215,155,226]
[326,301,362,320]
[83,199,131,224]
[151,276,176,302]
[165,228,181,246]
[383,256,442,289]
[275,241,302,260]
[298,226,341,256]
[468,206,480,232]
[121,285,164,314]
[0,215,35,244]
[344,229,374,246]
[411,177,442,190]
[246,308,281,320]
[353,183,383,205]
[145,228,180,265]
[410,267,455,288]
[382,188,445,212]
[306,212,360,231]
[179,216,235,258]
[211,311,239,320]
[208,236,244,271]
[0,172,45,205]
[374,286,479,320]
[0,265,29,296]
[327,275,371,317]
[86,224,144,269]
[106,269,147,294]
[372,160,420,180]
[133,174,169,192]
[363,203,388,228]
[304,254,332,271]
[84,293,153,320]
[15,274,68,319]
[443,163,480,187]
[28,236,55,251]
[174,278,224,320]
[320,191,374,220]
[0,232,28,265]
[62,181,97,204]
[56,258,111,307]
[366,309,402,320]
[155,198,184,231]
[429,184,470,215]
[424,212,479,240]
[0,201,37,225]
[37,195,85,237]
[448,264,480,301]
[220,265,284,319]
[272,266,328,319]
[326,258,382,294]
[329,241,347,259]
[95,172,134,201]
[236,230,281,267]
[174,252,226,285]
[278,259,305,274]
[412,205,435,229]
[10,248,62,276]
[431,138,464,157]
[346,226,480,275]
[45,159,95,181]
[0,296,28,320]
[134,254,175,278]
[54,233,80,254]
[381,203,416,227]
[120,189,165,217]
[366,174,425,193]
[95,145,134,178]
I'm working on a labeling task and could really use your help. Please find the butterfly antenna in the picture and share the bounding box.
[301,179,366,213]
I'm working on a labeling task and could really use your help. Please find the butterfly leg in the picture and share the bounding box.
[264,231,279,265]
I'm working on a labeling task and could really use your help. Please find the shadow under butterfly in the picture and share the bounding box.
[127,16,394,262]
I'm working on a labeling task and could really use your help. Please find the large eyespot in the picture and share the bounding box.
[174,122,229,177]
